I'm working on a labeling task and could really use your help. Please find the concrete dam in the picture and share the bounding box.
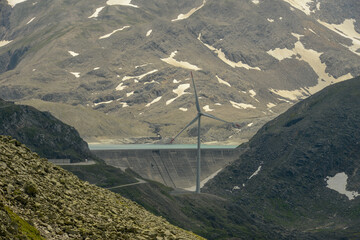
[90,144,242,189]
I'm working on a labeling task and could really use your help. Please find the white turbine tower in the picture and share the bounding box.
[170,72,240,193]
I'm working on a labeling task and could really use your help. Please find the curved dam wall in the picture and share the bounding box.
[91,147,241,189]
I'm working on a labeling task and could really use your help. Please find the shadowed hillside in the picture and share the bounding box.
[0,98,92,162]
[204,76,360,239]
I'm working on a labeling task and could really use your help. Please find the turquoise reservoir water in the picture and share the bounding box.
[89,144,238,150]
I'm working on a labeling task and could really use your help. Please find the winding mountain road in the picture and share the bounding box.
[105,178,147,190]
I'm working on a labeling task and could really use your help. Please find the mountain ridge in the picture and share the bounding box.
[1,0,359,143]
[0,98,93,162]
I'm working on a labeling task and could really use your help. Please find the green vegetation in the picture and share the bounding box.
[3,205,45,240]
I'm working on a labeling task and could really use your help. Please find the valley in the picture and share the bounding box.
[0,0,360,239]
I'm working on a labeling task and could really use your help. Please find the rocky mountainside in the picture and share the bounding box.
[0,135,203,239]
[0,98,92,162]
[203,76,360,238]
[0,0,359,144]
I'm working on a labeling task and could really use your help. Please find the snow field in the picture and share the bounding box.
[326,172,359,200]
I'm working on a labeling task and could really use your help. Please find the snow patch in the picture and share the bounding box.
[248,166,262,180]
[166,84,191,105]
[230,101,256,109]
[247,122,253,127]
[94,100,113,106]
[316,2,320,10]
[126,91,134,97]
[118,102,129,108]
[216,75,231,87]
[172,0,206,22]
[99,26,130,39]
[135,63,150,69]
[281,0,316,15]
[215,103,222,106]
[179,107,188,112]
[68,51,79,57]
[268,32,353,100]
[122,69,158,82]
[146,29,152,37]
[144,80,159,85]
[0,40,12,47]
[249,89,259,102]
[326,172,359,200]
[203,105,214,112]
[26,17,36,25]
[252,0,260,4]
[307,28,317,35]
[88,6,105,18]
[7,0,28,7]
[106,0,138,8]
[249,89,256,97]
[161,51,201,71]
[278,98,291,103]
[267,102,276,108]
[249,89,257,98]
[267,47,294,61]
[270,88,308,101]
[70,72,80,78]
[198,33,261,70]
[146,96,162,107]
[93,67,100,70]
[267,18,274,22]
[115,82,127,91]
[173,79,181,84]
[318,19,360,56]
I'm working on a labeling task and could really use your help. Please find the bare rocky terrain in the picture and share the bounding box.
[0,135,203,239]
[0,0,359,144]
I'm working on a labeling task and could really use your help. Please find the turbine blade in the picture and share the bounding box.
[202,112,230,124]
[170,115,199,143]
[191,72,201,113]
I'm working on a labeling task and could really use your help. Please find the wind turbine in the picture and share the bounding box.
[170,72,240,193]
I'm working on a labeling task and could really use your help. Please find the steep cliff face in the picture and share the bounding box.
[203,76,360,238]
[0,135,203,239]
[0,98,92,162]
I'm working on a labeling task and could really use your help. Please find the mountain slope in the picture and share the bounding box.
[0,135,203,239]
[203,76,360,238]
[0,98,92,162]
[0,0,359,143]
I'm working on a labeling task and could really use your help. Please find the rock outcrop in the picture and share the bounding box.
[0,98,92,162]
[0,135,203,239]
